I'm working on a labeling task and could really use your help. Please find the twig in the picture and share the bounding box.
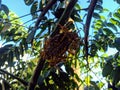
[0,68,28,86]
[27,0,58,43]
[10,9,41,22]
[84,0,98,66]
[34,0,58,31]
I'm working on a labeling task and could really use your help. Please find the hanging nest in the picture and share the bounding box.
[40,25,80,66]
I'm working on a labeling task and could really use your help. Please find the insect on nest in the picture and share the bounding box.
[40,23,80,66]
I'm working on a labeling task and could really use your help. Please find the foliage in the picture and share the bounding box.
[0,11,28,66]
[1,0,120,90]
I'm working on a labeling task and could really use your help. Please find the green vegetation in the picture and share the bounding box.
[0,0,120,90]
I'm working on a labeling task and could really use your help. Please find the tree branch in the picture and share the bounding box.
[34,0,57,29]
[27,0,78,90]
[0,68,28,86]
[27,0,58,43]
[51,0,78,37]
[27,58,45,90]
[84,0,98,64]
[27,1,60,89]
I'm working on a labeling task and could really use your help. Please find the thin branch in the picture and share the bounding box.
[0,68,28,86]
[84,1,98,87]
[23,18,37,25]
[34,0,58,30]
[27,0,58,43]
[84,0,98,65]
[27,58,45,90]
[10,9,41,22]
[27,0,58,90]
[51,0,78,37]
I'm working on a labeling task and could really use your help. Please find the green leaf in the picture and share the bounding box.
[8,51,14,66]
[110,18,120,26]
[72,15,82,22]
[60,71,69,82]
[51,72,63,87]
[104,55,113,62]
[102,8,109,12]
[103,28,115,37]
[114,52,119,59]
[114,0,120,4]
[90,43,97,57]
[38,76,44,85]
[102,43,108,52]
[93,20,103,30]
[20,42,24,57]
[117,8,120,14]
[115,37,120,51]
[108,39,114,48]
[74,73,81,82]
[106,23,118,31]
[24,0,34,6]
[70,79,78,88]
[1,4,9,15]
[102,62,113,77]
[15,47,20,60]
[98,82,104,89]
[30,1,38,17]
[22,38,28,51]
[93,12,100,19]
[98,0,103,4]
[112,67,120,84]
[26,30,35,43]
[90,81,100,90]
[113,12,120,20]
[115,37,120,45]
[71,9,82,22]
[65,64,74,76]
[95,20,103,25]
[75,3,81,10]
[39,0,43,10]
[95,5,103,12]
[0,55,5,66]
[85,76,91,85]
[44,70,51,78]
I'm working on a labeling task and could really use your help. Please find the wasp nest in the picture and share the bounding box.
[41,26,80,66]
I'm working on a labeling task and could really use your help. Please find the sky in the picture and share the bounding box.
[1,0,118,22]
[2,0,30,15]
[2,0,31,24]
